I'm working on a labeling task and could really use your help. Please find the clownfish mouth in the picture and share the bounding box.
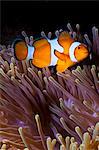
[79,51,89,61]
[83,50,89,56]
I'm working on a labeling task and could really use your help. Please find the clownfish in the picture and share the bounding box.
[13,31,89,72]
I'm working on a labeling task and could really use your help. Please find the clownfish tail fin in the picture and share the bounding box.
[12,39,28,61]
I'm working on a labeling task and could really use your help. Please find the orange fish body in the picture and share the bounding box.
[13,31,89,72]
[32,38,51,68]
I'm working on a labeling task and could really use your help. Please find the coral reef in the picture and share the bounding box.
[0,23,99,149]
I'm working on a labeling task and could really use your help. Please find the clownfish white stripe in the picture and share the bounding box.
[48,38,64,66]
[69,41,81,62]
[27,45,34,60]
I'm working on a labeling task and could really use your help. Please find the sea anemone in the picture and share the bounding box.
[0,23,99,150]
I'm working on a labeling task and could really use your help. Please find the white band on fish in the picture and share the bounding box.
[27,45,35,60]
[48,38,64,66]
[69,42,81,62]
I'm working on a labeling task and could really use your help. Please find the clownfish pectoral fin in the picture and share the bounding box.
[13,40,28,61]
[54,49,66,61]
[32,38,51,68]
[56,53,75,72]
[54,49,70,72]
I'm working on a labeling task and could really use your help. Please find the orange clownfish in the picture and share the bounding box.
[13,31,89,72]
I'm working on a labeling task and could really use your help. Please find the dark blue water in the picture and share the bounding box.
[1,1,99,44]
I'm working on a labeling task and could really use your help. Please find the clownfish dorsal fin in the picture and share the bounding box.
[58,31,74,55]
[54,49,67,61]
[59,31,71,40]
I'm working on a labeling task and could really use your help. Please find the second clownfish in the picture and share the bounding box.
[13,31,89,72]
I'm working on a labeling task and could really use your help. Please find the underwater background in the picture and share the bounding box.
[1,1,99,44]
[0,1,99,150]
